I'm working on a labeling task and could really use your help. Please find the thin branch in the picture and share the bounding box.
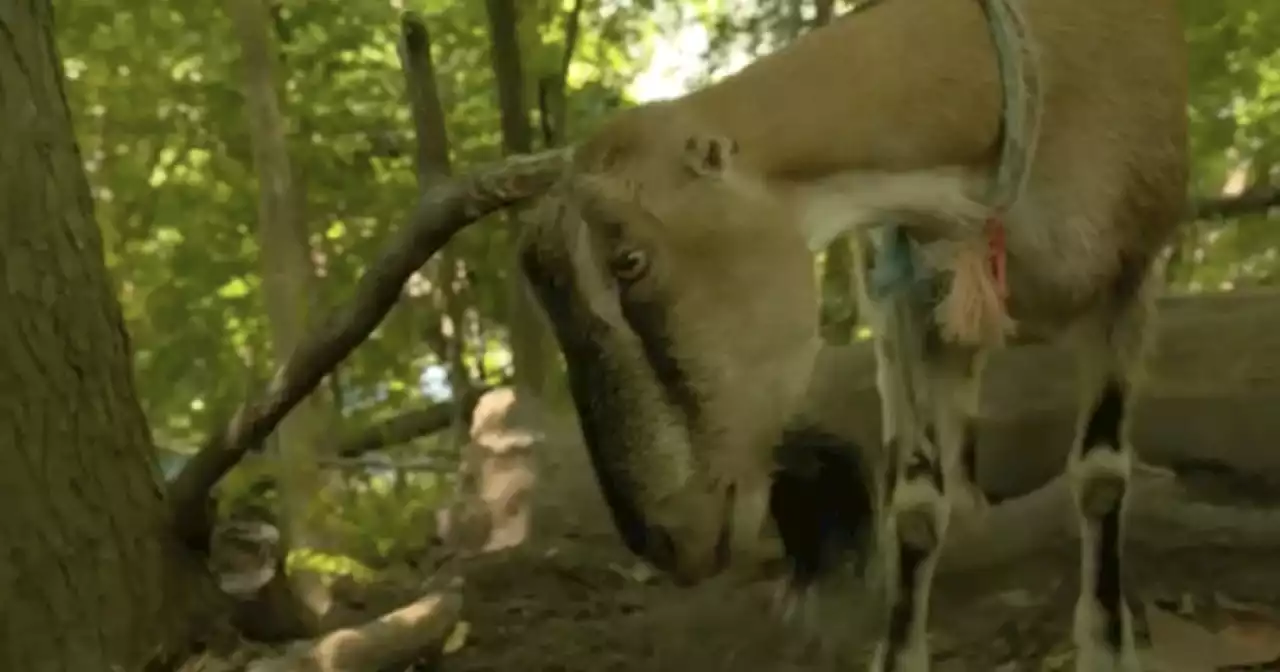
[331,386,492,458]
[399,11,452,183]
[560,0,585,81]
[539,0,585,147]
[318,456,459,473]
[399,11,476,440]
[168,149,569,552]
[1191,186,1280,221]
[484,0,535,155]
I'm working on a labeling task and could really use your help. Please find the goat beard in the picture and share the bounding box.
[766,424,885,638]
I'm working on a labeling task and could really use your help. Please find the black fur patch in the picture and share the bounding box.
[884,544,927,670]
[769,425,876,588]
[1096,504,1125,649]
[618,293,703,426]
[961,423,979,486]
[1080,377,1128,647]
[1082,379,1125,455]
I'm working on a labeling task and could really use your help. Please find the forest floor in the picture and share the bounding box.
[438,479,1280,672]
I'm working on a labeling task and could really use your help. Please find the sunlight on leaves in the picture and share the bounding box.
[286,548,377,583]
[216,277,252,299]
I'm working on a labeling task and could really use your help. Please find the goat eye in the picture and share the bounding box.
[610,248,649,282]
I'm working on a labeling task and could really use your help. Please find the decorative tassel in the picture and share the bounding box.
[986,216,1009,300]
[869,225,918,300]
[930,220,1015,347]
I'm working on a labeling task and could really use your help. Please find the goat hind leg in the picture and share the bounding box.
[921,331,989,524]
[1067,284,1155,672]
[867,300,951,672]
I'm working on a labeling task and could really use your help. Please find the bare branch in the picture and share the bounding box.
[484,0,535,155]
[318,456,459,473]
[1191,186,1280,221]
[399,11,453,183]
[539,0,584,147]
[168,149,569,552]
[331,386,491,458]
[560,0,585,80]
[399,11,477,440]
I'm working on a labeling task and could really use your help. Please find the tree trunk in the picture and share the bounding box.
[484,0,559,398]
[227,0,331,544]
[399,13,474,447]
[0,3,225,669]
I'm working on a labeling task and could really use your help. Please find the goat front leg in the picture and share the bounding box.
[1066,282,1156,672]
[867,296,951,672]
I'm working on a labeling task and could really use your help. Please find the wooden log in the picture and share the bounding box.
[248,590,463,672]
[807,289,1280,499]
[938,464,1280,574]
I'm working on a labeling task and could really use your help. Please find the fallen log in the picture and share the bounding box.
[807,289,1280,499]
[938,463,1280,575]
[247,590,463,672]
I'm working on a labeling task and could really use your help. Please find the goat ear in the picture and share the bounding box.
[682,134,739,177]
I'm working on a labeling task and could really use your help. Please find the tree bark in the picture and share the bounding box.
[226,0,332,544]
[0,3,225,669]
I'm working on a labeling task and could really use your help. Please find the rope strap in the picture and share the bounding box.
[869,0,1042,347]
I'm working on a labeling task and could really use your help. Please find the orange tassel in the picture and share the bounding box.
[932,222,1015,347]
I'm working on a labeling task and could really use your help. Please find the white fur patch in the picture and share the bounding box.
[1070,446,1139,672]
[889,477,950,554]
[727,478,772,561]
[788,167,990,251]
[1073,597,1140,672]
[870,635,931,672]
[1068,445,1131,519]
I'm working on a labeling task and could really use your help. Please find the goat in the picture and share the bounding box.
[518,0,1188,669]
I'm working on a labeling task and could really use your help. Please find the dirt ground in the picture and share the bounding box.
[400,408,1280,672]
[389,375,1280,670]
[437,488,1280,672]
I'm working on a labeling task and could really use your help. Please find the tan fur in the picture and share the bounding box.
[529,0,1187,667]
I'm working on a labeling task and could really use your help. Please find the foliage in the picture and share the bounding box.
[58,0,656,449]
[286,547,377,583]
[312,468,452,565]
